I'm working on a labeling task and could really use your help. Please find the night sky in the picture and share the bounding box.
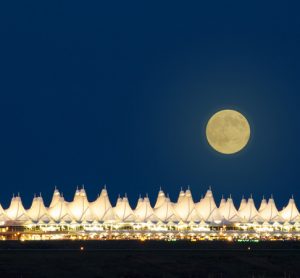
[0,2,299,209]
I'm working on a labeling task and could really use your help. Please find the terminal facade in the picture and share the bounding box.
[0,187,299,241]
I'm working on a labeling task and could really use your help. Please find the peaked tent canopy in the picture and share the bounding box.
[154,195,178,222]
[154,188,166,209]
[68,187,93,223]
[90,187,115,222]
[5,195,29,223]
[280,197,300,222]
[114,195,136,222]
[239,197,247,211]
[48,189,72,223]
[259,197,284,222]
[174,189,201,222]
[238,197,263,222]
[195,189,222,223]
[135,196,158,222]
[219,197,241,223]
[27,195,50,223]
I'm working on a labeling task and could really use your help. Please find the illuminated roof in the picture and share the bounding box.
[0,187,297,225]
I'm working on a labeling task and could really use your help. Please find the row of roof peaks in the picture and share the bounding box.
[1,187,299,225]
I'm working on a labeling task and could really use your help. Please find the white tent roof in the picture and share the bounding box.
[5,195,29,222]
[177,188,185,204]
[49,187,61,208]
[68,187,93,223]
[135,195,158,222]
[114,195,135,222]
[48,189,72,222]
[219,196,241,222]
[136,196,143,208]
[219,196,226,210]
[154,188,166,209]
[90,187,115,222]
[238,197,263,222]
[280,197,300,222]
[259,197,284,222]
[0,203,9,222]
[258,197,268,212]
[27,195,50,223]
[0,187,297,227]
[174,189,201,222]
[195,189,222,223]
[238,197,247,211]
[154,195,178,222]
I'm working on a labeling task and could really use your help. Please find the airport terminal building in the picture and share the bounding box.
[0,187,299,241]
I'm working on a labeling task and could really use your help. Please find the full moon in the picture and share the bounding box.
[206,109,250,154]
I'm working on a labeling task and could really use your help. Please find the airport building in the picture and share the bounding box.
[0,187,299,241]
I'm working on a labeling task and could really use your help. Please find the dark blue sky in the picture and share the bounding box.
[0,2,299,208]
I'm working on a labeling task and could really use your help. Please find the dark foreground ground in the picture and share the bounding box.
[0,241,299,278]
